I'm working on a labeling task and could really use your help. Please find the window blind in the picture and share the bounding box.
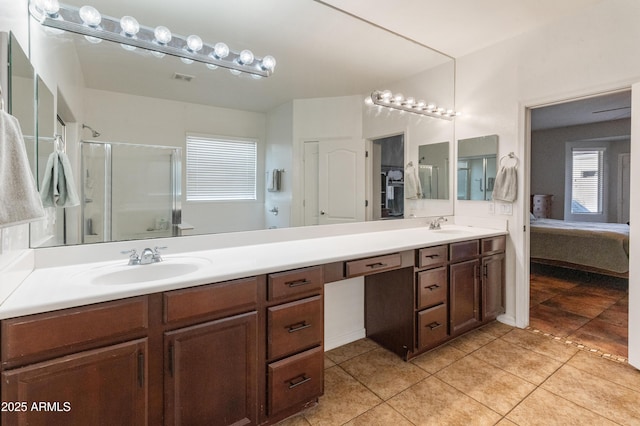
[186,136,257,201]
[571,148,603,214]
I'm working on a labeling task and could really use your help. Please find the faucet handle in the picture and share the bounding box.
[153,246,167,262]
[121,249,140,265]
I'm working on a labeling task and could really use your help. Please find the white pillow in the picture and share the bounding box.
[530,212,536,222]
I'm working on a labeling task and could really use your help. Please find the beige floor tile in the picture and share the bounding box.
[410,344,466,374]
[501,328,578,362]
[343,403,413,426]
[479,320,514,338]
[473,338,563,385]
[542,365,640,424]
[447,328,496,354]
[341,348,429,400]
[275,414,312,426]
[507,388,618,426]
[325,338,379,364]
[567,350,640,392]
[388,376,502,426]
[495,419,518,426]
[435,355,535,415]
[302,366,382,425]
[324,355,336,369]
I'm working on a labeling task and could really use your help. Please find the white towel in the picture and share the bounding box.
[492,165,517,202]
[405,163,422,200]
[40,151,80,208]
[0,110,45,227]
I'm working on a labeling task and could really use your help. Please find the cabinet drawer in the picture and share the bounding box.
[268,346,323,415]
[346,253,402,277]
[268,266,323,302]
[417,267,447,309]
[482,236,506,255]
[268,296,322,360]
[164,277,257,324]
[1,297,148,366]
[450,240,479,263]
[417,245,447,269]
[417,304,448,350]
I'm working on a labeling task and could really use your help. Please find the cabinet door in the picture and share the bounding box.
[482,253,505,321]
[165,311,258,426]
[449,259,481,336]
[1,339,147,426]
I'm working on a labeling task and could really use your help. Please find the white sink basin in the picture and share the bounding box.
[430,227,473,235]
[77,257,212,285]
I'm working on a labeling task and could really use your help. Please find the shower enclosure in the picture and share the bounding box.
[81,141,181,243]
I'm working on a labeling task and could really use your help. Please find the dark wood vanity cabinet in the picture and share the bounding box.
[481,236,506,321]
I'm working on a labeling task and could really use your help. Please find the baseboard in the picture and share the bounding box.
[324,327,366,351]
[497,313,517,327]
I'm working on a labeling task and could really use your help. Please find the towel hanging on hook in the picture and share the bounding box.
[499,152,519,168]
[54,134,66,153]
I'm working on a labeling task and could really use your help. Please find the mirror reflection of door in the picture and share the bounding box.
[371,134,404,220]
[303,138,365,226]
[457,134,498,201]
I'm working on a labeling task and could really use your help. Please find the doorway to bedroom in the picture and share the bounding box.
[528,90,631,360]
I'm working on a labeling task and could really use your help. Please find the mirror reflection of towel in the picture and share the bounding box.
[405,163,422,199]
[40,151,80,207]
[492,165,517,202]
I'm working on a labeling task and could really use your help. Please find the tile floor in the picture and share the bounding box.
[529,264,628,359]
[276,322,640,425]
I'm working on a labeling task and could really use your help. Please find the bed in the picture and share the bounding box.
[530,218,630,277]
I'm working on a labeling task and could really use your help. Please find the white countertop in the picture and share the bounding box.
[0,223,506,319]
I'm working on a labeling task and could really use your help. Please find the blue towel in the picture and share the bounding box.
[40,150,80,208]
[0,110,45,227]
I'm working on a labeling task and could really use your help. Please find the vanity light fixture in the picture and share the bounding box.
[366,90,461,120]
[28,0,277,78]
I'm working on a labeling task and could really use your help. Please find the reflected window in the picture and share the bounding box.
[186,135,257,201]
[570,148,604,214]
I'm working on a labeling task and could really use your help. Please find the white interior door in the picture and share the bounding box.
[303,141,319,226]
[318,138,365,225]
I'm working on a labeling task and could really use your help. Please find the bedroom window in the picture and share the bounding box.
[186,135,257,201]
[570,148,604,214]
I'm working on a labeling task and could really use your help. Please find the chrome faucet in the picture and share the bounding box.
[122,247,166,265]
[429,216,448,230]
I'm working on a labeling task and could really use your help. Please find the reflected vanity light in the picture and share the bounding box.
[28,0,277,78]
[366,90,461,120]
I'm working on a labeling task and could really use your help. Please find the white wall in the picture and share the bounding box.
[83,89,268,235]
[265,102,294,230]
[454,0,640,366]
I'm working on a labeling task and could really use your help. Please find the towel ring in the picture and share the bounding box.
[499,152,518,168]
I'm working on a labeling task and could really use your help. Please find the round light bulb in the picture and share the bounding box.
[364,97,374,106]
[405,97,415,106]
[154,26,171,45]
[261,55,276,71]
[417,100,426,108]
[120,16,139,37]
[84,35,102,44]
[213,42,229,59]
[186,35,203,52]
[381,90,392,101]
[79,5,101,27]
[41,0,60,17]
[393,93,404,103]
[426,103,436,110]
[238,49,254,65]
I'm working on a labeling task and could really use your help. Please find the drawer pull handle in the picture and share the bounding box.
[428,322,442,330]
[288,322,312,333]
[366,262,387,269]
[426,284,440,291]
[288,375,311,389]
[424,254,440,259]
[286,279,311,288]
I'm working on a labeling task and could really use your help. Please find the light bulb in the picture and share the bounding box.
[238,49,254,65]
[154,26,171,45]
[393,93,404,103]
[426,103,436,110]
[261,55,276,72]
[186,35,203,52]
[455,111,462,117]
[120,16,139,37]
[79,5,101,27]
[405,97,415,106]
[41,0,60,17]
[417,100,426,108]
[381,90,392,101]
[364,97,374,106]
[213,42,229,59]
[84,35,102,44]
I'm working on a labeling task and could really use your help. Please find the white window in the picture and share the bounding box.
[570,148,604,214]
[186,135,257,201]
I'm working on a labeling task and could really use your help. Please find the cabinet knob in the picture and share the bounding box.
[320,210,326,215]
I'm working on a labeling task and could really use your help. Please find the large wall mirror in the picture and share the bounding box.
[25,0,456,247]
[418,141,449,200]
[457,134,498,201]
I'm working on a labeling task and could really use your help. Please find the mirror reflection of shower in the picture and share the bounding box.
[81,141,182,243]
[82,124,101,138]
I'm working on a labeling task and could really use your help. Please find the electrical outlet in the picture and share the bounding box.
[488,202,495,214]
[499,203,513,215]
